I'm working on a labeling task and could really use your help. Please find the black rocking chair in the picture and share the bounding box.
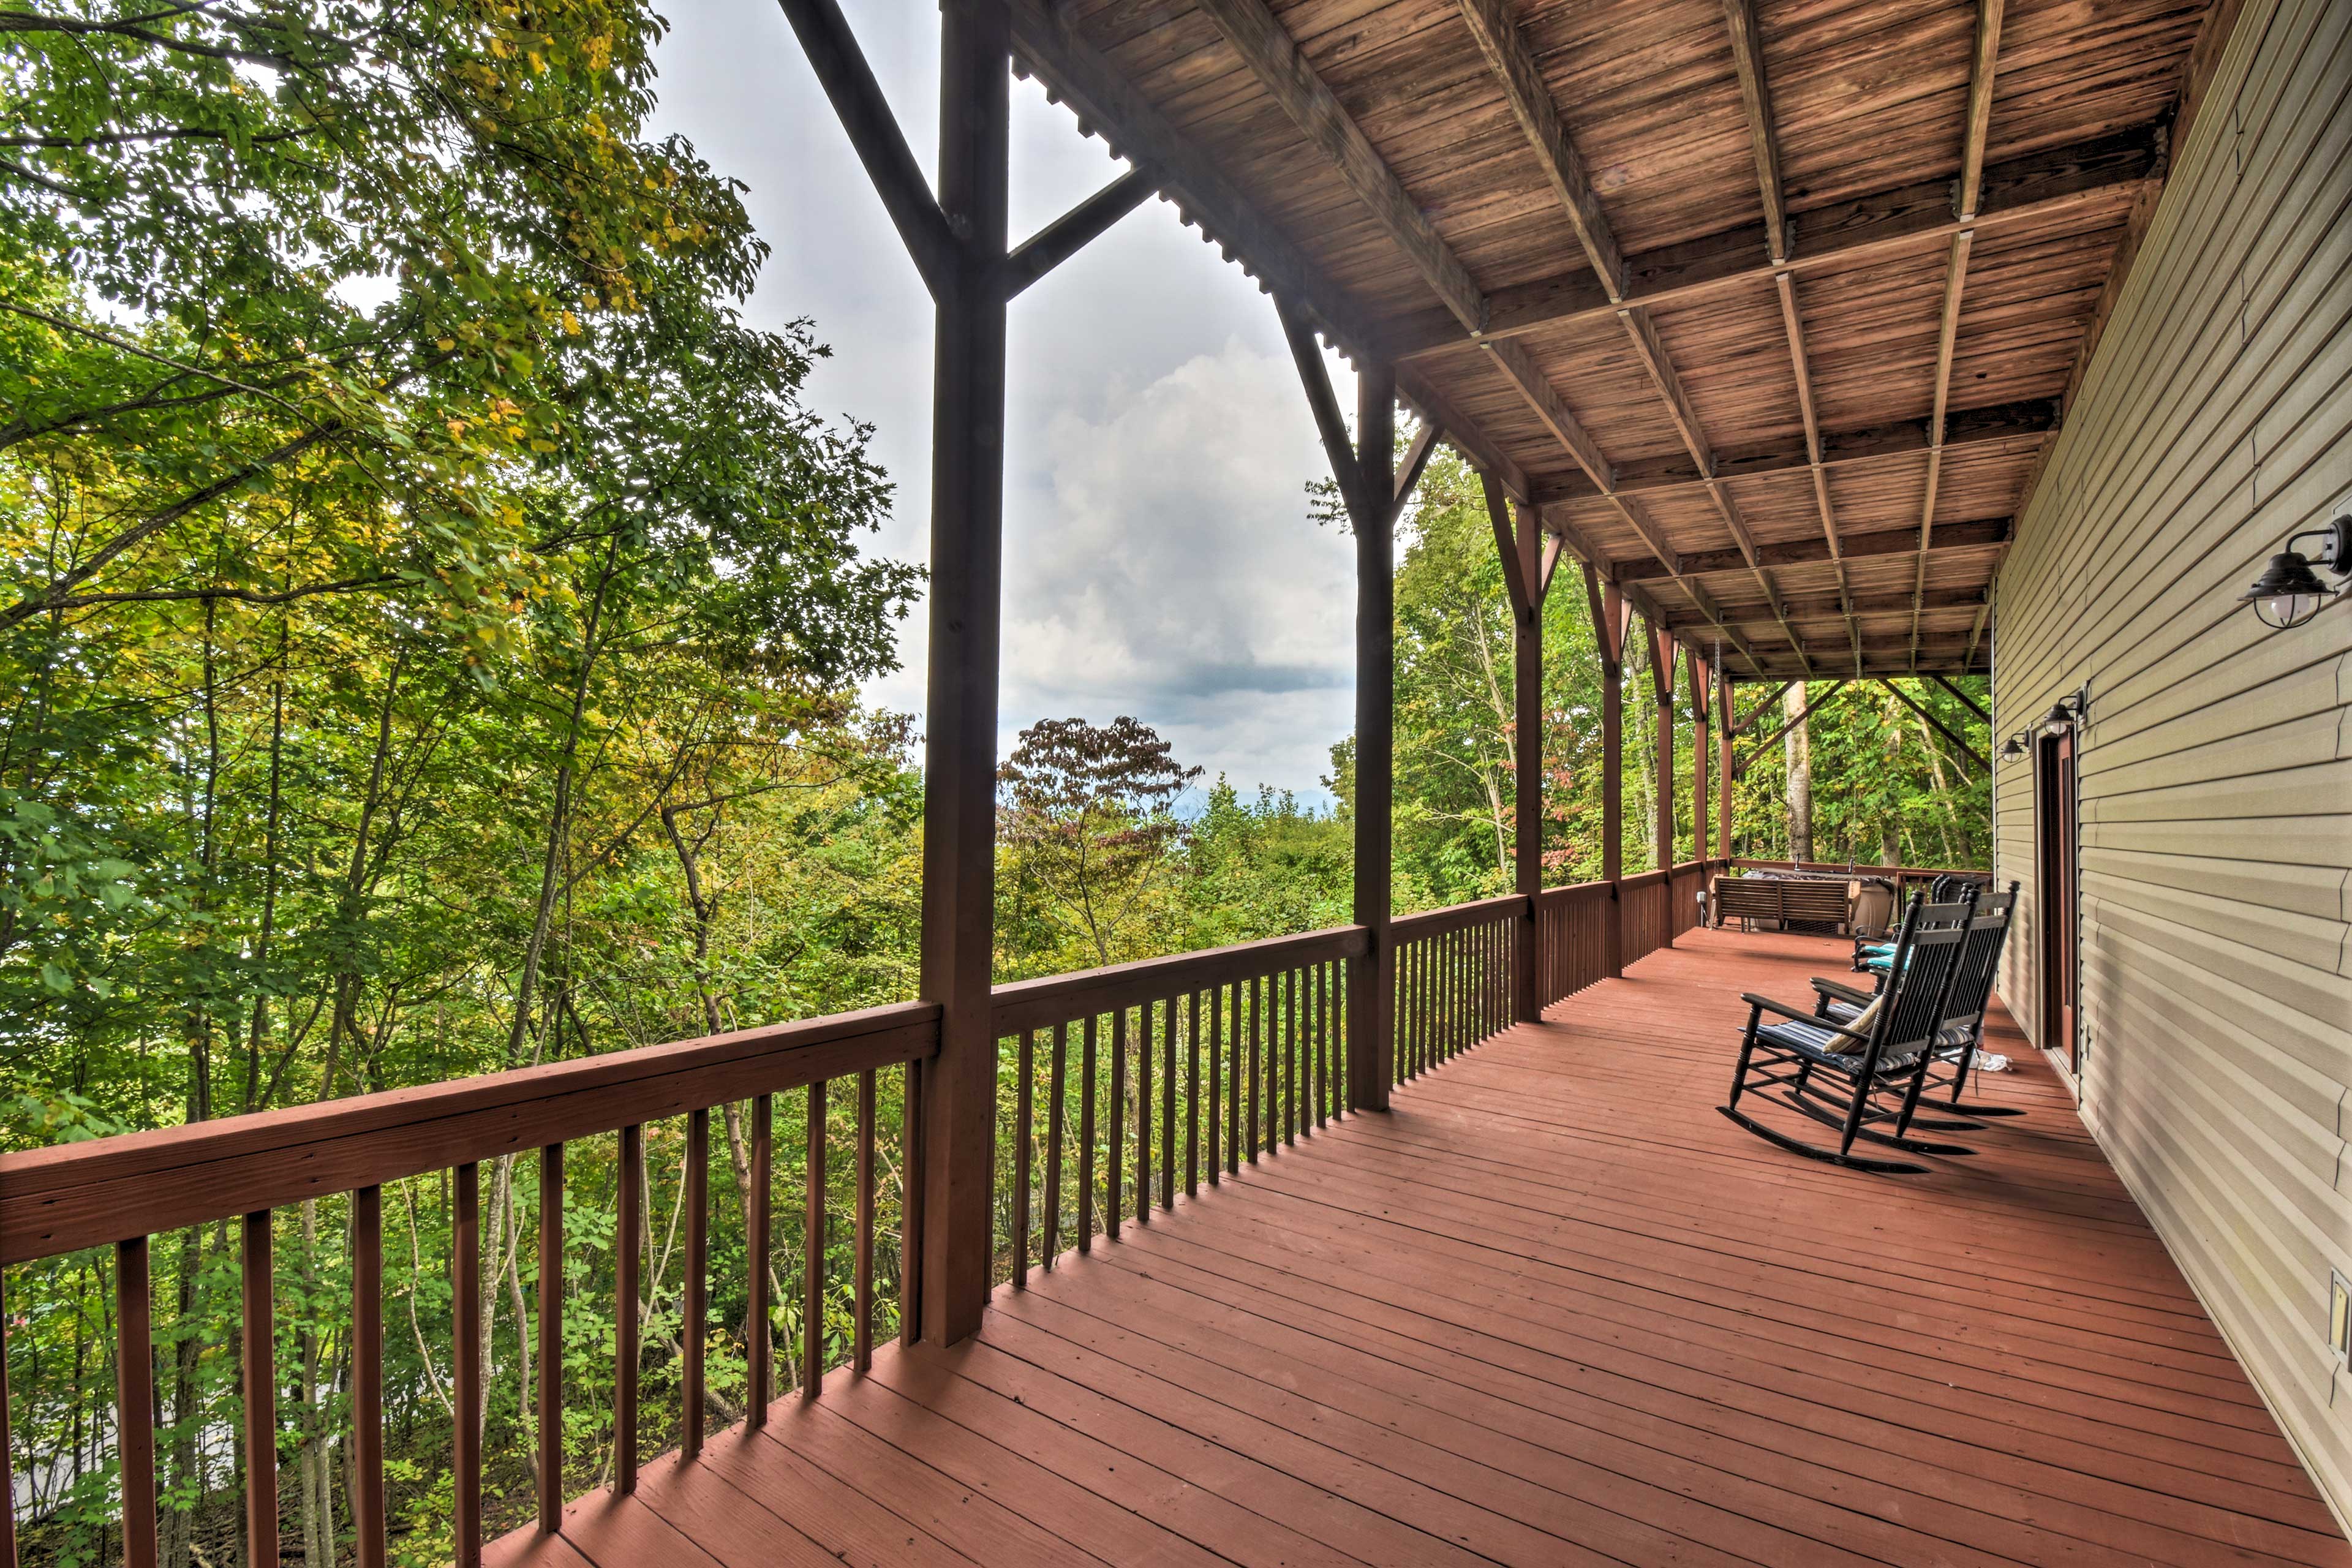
[1719,890,1978,1174]
[1813,880,2020,1127]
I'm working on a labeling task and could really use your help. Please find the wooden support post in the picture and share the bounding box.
[1485,478,1544,1023]
[914,0,1010,1347]
[1717,666,1735,859]
[1650,621,1674,872]
[1585,562,1625,978]
[1353,362,1397,1109]
[1689,649,1710,865]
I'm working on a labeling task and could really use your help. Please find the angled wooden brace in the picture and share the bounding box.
[775,0,961,298]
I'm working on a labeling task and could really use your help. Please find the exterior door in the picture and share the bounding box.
[2035,728,2079,1071]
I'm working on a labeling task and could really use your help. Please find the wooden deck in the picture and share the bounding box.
[499,928,2351,1568]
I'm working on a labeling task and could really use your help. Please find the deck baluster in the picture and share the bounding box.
[1136,1000,1154,1223]
[115,1236,156,1568]
[1077,1014,1099,1252]
[354,1185,386,1567]
[804,1078,827,1398]
[1159,995,1177,1209]
[749,1095,772,1421]
[239,1212,277,1568]
[535,1147,562,1531]
[1014,1029,1034,1283]
[1106,1009,1125,1240]
[616,1129,640,1490]
[1185,992,1201,1196]
[854,1071,876,1370]
[1044,1025,1067,1267]
[684,1107,708,1457]
[454,1163,481,1558]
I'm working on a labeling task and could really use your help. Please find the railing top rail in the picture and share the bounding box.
[0,1000,940,1265]
[1390,892,1528,942]
[990,922,1369,1036]
[1619,869,1672,891]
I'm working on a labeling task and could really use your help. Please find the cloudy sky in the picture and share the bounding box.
[646,0,1361,804]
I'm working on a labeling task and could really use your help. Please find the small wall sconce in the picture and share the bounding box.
[2000,733,2029,760]
[2241,516,2350,629]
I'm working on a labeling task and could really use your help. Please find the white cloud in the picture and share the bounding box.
[1003,340,1352,797]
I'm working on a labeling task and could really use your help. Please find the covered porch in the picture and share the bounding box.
[493,927,2346,1568]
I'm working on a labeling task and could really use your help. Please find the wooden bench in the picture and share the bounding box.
[1710,875,1854,935]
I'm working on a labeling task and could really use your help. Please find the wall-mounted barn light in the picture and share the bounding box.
[2000,734,2029,760]
[2240,516,2351,629]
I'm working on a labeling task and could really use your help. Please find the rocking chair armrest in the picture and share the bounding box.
[1739,993,1873,1044]
[1810,976,1875,1007]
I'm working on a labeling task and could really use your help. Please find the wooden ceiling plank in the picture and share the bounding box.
[1485,338,1615,489]
[1005,0,1386,355]
[1451,0,1628,297]
[1191,0,1484,332]
[1530,398,2056,507]
[1915,0,2003,669]
[1615,514,2010,581]
[1719,0,1789,265]
[1384,130,2162,363]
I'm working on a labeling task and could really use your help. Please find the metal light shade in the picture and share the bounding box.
[2241,550,2333,629]
[2000,734,2028,759]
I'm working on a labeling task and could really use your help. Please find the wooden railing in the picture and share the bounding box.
[0,864,1735,1567]
[1391,894,1520,1085]
[0,1002,936,1567]
[989,925,1364,1291]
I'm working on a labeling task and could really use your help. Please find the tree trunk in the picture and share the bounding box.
[1783,684,1814,862]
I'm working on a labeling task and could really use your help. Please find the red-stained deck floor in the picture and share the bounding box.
[494,927,2350,1568]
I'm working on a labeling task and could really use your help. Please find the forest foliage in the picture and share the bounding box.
[0,0,1990,1559]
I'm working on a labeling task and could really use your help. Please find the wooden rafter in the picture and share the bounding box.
[1719,0,1787,266]
[1719,0,1860,673]
[1384,130,2162,361]
[1191,0,1481,332]
[1443,0,1801,670]
[1656,584,1985,635]
[1193,0,1770,674]
[1453,0,1626,296]
[1532,399,2055,507]
[1912,0,2006,669]
[1615,516,2010,583]
[2010,0,2244,535]
[1003,0,1385,355]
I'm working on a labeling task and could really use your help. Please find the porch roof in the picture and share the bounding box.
[1004,0,2236,679]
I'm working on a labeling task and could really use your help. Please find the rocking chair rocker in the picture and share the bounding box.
[1719,891,1978,1174]
[1812,881,2020,1128]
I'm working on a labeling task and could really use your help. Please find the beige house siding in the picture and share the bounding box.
[1988,0,2352,1521]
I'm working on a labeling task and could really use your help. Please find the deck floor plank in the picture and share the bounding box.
[489,929,2352,1568]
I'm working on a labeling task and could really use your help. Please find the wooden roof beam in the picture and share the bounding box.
[1531,399,2055,507]
[1615,514,2009,582]
[1654,584,1985,635]
[1184,0,1770,675]
[1452,0,1627,297]
[1721,0,1860,673]
[1005,0,1385,355]
[1443,0,1807,673]
[1385,129,2160,363]
[1191,0,1482,333]
[1913,0,2005,669]
[1720,0,1789,266]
